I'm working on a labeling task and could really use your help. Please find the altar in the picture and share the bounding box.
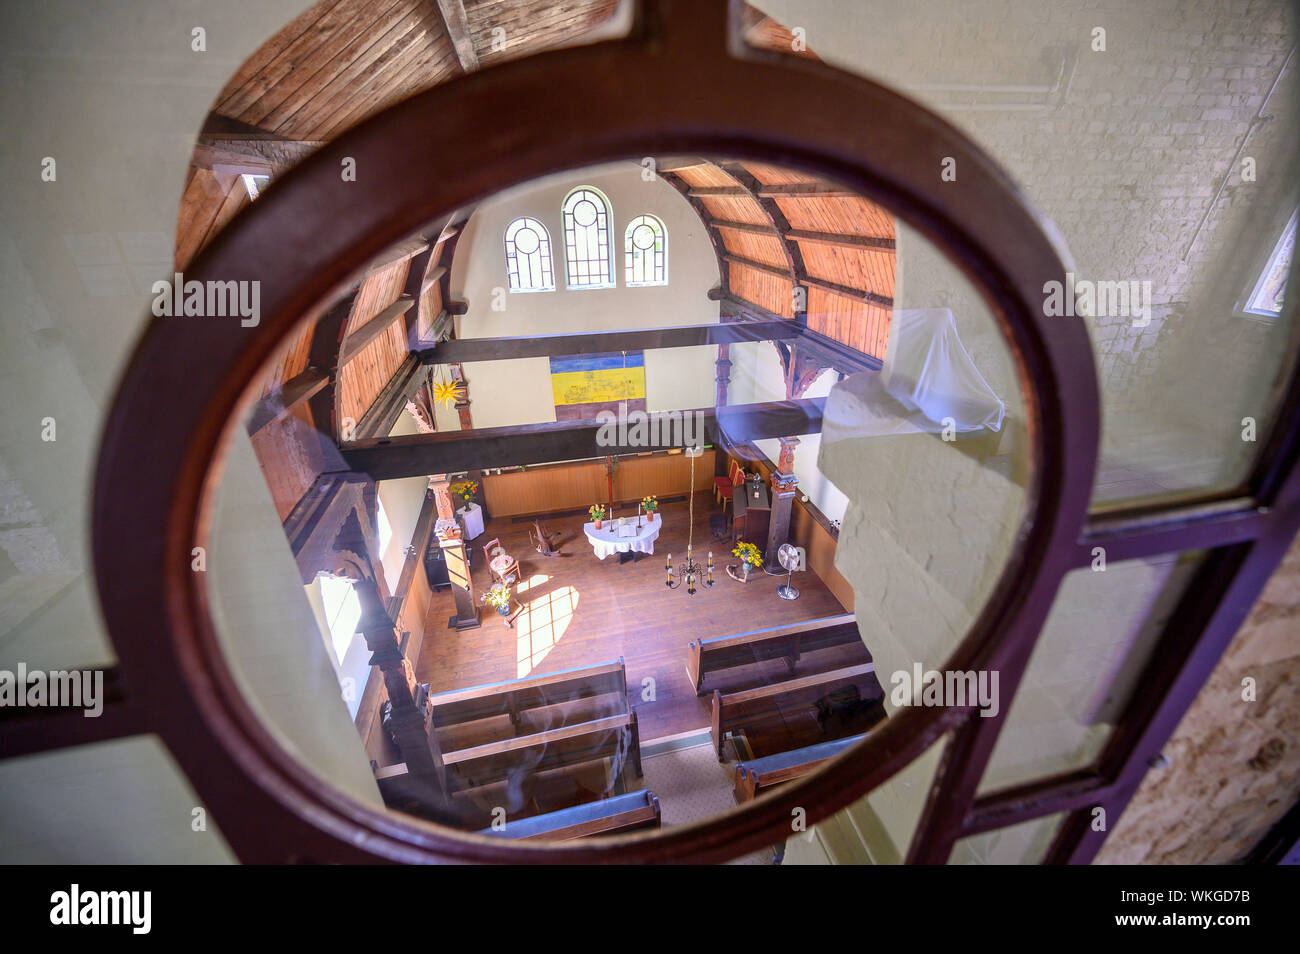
[583,513,662,560]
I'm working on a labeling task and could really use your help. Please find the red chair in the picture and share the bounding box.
[713,458,744,510]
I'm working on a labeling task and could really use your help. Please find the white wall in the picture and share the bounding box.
[441,162,721,428]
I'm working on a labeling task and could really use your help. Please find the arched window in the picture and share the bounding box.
[624,213,667,286]
[504,216,554,292]
[562,187,614,289]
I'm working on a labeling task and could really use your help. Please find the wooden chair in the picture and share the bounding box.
[713,458,744,509]
[483,538,519,584]
[530,519,560,557]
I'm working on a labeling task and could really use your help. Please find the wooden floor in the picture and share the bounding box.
[415,493,848,742]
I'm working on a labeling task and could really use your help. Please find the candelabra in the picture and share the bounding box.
[664,446,714,594]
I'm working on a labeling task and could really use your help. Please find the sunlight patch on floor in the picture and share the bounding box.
[515,581,579,678]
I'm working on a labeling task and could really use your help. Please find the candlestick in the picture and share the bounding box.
[707,552,714,568]
[687,572,695,595]
[666,553,672,570]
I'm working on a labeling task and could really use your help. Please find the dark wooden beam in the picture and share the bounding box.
[690,184,859,198]
[710,219,781,238]
[787,228,896,252]
[246,368,329,435]
[354,354,427,440]
[717,161,806,318]
[722,252,793,281]
[341,399,825,479]
[804,275,893,308]
[435,0,479,72]
[720,295,881,374]
[418,319,798,364]
[338,296,414,367]
[367,238,429,273]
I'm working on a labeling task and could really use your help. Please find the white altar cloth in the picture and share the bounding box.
[583,513,661,560]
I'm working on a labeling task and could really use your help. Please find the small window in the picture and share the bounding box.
[1240,206,1295,324]
[625,214,667,286]
[504,216,555,292]
[562,187,614,289]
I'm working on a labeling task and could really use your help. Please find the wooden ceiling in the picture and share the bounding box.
[175,0,898,520]
[210,0,622,142]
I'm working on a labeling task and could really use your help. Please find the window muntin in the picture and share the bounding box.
[504,216,555,292]
[624,213,667,286]
[562,187,613,289]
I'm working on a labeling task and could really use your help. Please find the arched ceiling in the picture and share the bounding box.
[181,0,899,506]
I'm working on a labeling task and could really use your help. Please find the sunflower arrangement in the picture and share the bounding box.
[640,495,659,513]
[480,582,511,609]
[589,504,607,522]
[732,541,763,567]
[449,480,478,505]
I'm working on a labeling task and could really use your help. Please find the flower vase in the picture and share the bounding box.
[741,561,752,582]
[594,519,602,530]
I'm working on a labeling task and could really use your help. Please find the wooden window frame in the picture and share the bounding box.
[19,0,1292,864]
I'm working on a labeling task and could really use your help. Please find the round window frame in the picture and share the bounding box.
[91,1,1099,864]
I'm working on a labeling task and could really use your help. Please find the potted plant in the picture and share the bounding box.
[731,541,763,582]
[640,495,659,515]
[480,582,511,617]
[589,504,606,529]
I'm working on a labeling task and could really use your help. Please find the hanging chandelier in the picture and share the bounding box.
[665,446,714,595]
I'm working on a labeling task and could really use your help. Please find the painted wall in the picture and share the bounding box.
[440,162,722,429]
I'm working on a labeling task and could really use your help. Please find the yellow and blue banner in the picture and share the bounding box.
[549,351,646,421]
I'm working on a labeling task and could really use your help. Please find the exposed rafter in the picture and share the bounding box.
[717,160,807,318]
[435,0,480,72]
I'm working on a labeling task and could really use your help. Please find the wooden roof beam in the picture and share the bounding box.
[689,184,860,198]
[340,399,826,480]
[787,228,896,252]
[338,296,414,367]
[435,0,480,73]
[419,318,797,364]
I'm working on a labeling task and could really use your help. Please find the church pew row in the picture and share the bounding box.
[426,658,629,739]
[477,790,661,841]
[733,733,866,802]
[710,663,879,759]
[444,710,643,792]
[686,615,867,695]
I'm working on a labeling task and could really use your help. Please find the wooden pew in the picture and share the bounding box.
[477,790,661,841]
[710,663,877,759]
[686,614,865,695]
[445,711,643,792]
[428,658,628,730]
[427,659,629,752]
[733,733,866,802]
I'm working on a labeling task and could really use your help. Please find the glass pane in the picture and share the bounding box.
[979,551,1205,794]
[209,155,1034,854]
[952,812,1065,865]
[749,1,1300,505]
